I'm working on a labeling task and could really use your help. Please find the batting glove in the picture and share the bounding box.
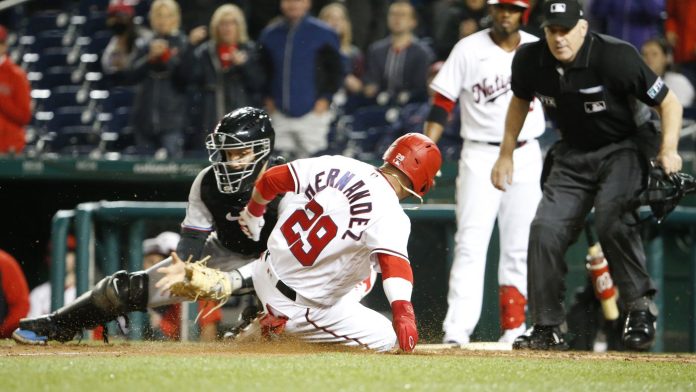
[392,300,418,352]
[239,206,265,242]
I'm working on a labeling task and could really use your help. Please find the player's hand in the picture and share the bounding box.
[239,206,265,242]
[491,155,514,191]
[391,300,418,352]
[155,252,187,292]
[656,149,682,175]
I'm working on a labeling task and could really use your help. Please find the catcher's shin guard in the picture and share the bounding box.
[17,271,149,343]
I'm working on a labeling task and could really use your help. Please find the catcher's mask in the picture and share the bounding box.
[206,107,275,194]
[634,163,696,223]
[382,133,442,198]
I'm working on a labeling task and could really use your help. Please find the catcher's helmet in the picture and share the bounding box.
[382,133,442,197]
[634,165,696,223]
[206,107,275,194]
[487,0,530,9]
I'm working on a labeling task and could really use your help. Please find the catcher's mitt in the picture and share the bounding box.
[168,256,232,321]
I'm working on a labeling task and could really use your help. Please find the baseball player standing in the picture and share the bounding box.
[157,133,442,352]
[424,0,545,344]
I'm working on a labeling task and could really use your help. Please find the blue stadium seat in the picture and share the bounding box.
[78,0,110,16]
[26,10,69,34]
[36,47,71,72]
[44,85,83,111]
[38,66,79,89]
[86,30,113,56]
[347,105,395,158]
[105,106,132,133]
[48,106,90,131]
[50,125,101,155]
[81,11,109,36]
[33,30,69,52]
[102,87,135,112]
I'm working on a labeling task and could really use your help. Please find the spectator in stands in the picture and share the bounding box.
[433,0,489,60]
[121,0,189,159]
[259,0,344,159]
[343,0,389,54]
[28,236,77,319]
[364,0,435,106]
[642,38,695,108]
[319,2,365,112]
[141,231,221,341]
[175,0,227,34]
[590,0,665,50]
[101,1,153,76]
[185,4,265,143]
[665,0,696,86]
[0,25,31,155]
[0,248,30,338]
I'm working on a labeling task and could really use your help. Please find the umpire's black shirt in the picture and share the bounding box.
[511,32,669,151]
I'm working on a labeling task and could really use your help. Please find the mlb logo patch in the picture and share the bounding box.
[584,101,607,113]
[550,3,566,13]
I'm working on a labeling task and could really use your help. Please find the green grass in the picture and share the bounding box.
[1,343,695,392]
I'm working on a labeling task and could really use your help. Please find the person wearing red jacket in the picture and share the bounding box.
[0,25,31,154]
[665,0,696,86]
[0,249,30,338]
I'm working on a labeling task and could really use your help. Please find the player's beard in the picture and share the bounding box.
[492,22,520,39]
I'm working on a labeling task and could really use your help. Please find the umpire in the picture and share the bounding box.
[491,0,683,351]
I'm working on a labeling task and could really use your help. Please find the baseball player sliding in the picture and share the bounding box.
[157,133,442,352]
[423,0,545,344]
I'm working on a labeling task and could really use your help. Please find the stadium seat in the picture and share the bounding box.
[44,85,84,111]
[102,87,135,112]
[36,47,72,72]
[26,10,69,33]
[78,0,110,17]
[50,125,101,156]
[347,105,395,158]
[81,11,109,36]
[48,106,90,131]
[33,30,70,52]
[38,66,79,89]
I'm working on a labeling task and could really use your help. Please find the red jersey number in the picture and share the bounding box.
[280,199,338,266]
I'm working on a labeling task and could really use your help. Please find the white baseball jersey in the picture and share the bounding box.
[430,28,545,142]
[266,155,411,305]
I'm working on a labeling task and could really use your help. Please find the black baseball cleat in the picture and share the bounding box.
[622,310,657,351]
[13,315,78,345]
[512,325,569,351]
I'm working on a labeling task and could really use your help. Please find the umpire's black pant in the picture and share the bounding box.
[528,139,656,326]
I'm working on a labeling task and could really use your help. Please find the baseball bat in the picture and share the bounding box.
[584,223,619,321]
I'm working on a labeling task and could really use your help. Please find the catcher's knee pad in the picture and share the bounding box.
[500,285,526,330]
[92,270,149,315]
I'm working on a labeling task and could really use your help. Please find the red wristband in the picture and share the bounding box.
[246,199,266,217]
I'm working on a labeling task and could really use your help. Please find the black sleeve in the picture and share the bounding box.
[315,44,345,97]
[176,228,209,260]
[605,42,669,106]
[510,43,536,102]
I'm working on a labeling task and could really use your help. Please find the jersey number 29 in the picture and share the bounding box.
[280,199,338,266]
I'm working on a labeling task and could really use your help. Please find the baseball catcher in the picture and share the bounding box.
[13,107,280,344]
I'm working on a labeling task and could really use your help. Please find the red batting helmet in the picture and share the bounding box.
[382,133,442,197]
[487,0,530,9]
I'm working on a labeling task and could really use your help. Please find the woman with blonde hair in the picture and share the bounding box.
[185,4,265,141]
[122,0,189,158]
[319,2,364,103]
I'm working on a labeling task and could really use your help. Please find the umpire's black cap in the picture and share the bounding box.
[541,0,584,29]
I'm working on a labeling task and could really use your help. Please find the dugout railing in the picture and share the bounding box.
[48,201,696,352]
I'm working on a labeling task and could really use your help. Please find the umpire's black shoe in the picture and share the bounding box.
[512,325,569,351]
[622,310,657,351]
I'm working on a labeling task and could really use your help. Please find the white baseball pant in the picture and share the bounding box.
[442,139,542,343]
[252,252,395,351]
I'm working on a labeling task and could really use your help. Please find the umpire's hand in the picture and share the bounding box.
[491,155,514,191]
[657,149,682,175]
